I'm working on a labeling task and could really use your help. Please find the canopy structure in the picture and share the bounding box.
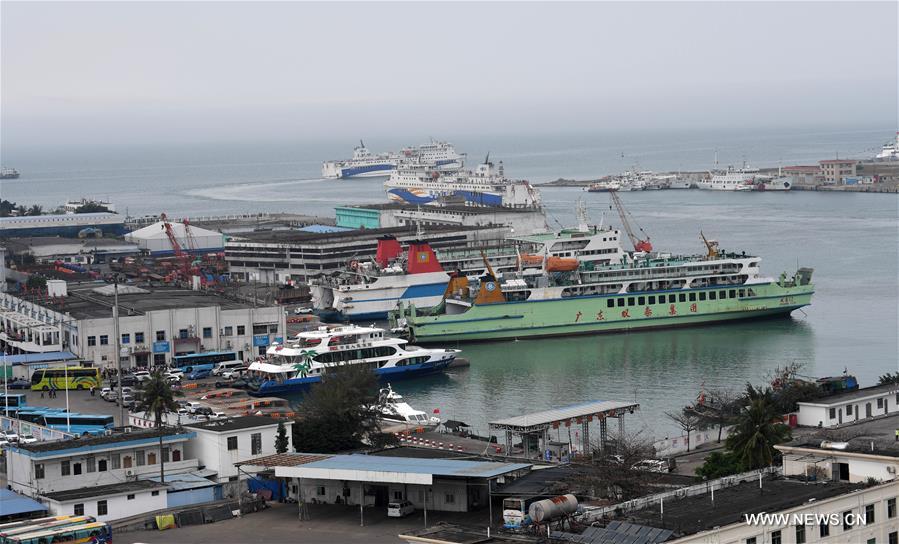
[0,488,48,521]
[489,400,640,459]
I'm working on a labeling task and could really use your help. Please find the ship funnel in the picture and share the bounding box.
[407,242,444,274]
[375,236,403,267]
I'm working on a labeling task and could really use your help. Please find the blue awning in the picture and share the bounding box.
[0,488,48,518]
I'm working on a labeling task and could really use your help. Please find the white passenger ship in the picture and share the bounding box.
[322,140,463,179]
[247,325,459,396]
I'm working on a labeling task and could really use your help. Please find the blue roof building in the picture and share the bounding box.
[0,488,48,522]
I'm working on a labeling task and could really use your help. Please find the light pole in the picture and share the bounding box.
[113,277,125,426]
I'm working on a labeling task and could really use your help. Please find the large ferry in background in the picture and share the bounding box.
[246,325,459,396]
[0,167,20,180]
[875,132,899,160]
[384,156,542,208]
[322,140,463,179]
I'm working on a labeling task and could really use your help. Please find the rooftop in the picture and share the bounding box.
[11,428,192,456]
[28,282,262,320]
[0,488,47,518]
[1,351,77,366]
[227,224,497,245]
[183,415,282,433]
[41,480,167,502]
[340,203,543,215]
[778,412,899,458]
[798,383,899,406]
[236,452,332,468]
[145,472,219,491]
[625,478,863,537]
[489,400,640,432]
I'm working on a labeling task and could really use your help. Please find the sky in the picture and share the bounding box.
[1,1,897,149]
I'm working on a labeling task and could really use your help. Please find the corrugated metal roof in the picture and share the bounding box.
[237,453,332,468]
[489,400,639,431]
[0,488,48,516]
[300,454,531,479]
[297,224,354,234]
[2,351,77,365]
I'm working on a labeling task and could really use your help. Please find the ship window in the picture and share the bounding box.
[638,296,645,305]
[617,298,625,307]
[627,297,635,306]
[699,292,707,301]
[679,293,686,302]
[688,293,696,302]
[607,299,615,308]
[720,290,727,299]
[729,289,736,298]
[709,291,717,300]
[648,296,656,305]
[739,289,746,297]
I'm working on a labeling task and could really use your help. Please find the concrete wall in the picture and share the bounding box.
[782,451,899,484]
[298,478,472,513]
[798,391,898,428]
[166,486,217,508]
[44,488,167,523]
[184,422,291,482]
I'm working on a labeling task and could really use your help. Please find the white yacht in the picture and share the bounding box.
[322,140,464,179]
[378,384,440,429]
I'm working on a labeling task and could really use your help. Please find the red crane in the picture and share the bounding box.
[160,213,191,278]
[609,191,653,253]
[182,218,199,252]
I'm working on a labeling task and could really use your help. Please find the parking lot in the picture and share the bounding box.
[127,501,489,544]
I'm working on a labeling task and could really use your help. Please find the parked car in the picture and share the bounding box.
[221,367,248,380]
[632,459,670,473]
[165,374,181,383]
[19,434,38,444]
[3,431,19,443]
[176,408,190,418]
[166,369,185,379]
[185,402,204,414]
[188,368,212,380]
[113,376,138,388]
[7,379,30,389]
[294,307,313,315]
[211,412,228,419]
[387,501,415,518]
[132,371,152,382]
[194,414,209,422]
[0,438,10,449]
[99,387,112,399]
[212,361,245,376]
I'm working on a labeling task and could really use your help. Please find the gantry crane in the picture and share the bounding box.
[609,191,653,252]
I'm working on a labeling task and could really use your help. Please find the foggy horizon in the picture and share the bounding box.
[2,1,897,151]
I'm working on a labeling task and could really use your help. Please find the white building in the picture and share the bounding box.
[183,416,293,484]
[41,480,168,523]
[0,282,286,367]
[797,384,899,428]
[125,220,224,255]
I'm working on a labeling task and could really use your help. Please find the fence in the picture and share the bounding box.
[580,466,782,522]
[1,414,76,441]
[653,427,733,457]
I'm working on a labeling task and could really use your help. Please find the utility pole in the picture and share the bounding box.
[159,433,165,483]
[113,277,125,427]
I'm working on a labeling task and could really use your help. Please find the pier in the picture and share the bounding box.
[489,400,640,460]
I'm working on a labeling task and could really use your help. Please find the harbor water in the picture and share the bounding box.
[2,128,897,436]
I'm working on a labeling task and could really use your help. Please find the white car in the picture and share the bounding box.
[132,371,152,382]
[632,459,669,473]
[19,434,38,444]
[387,500,415,518]
[164,373,182,383]
[221,367,248,380]
[99,387,112,399]
[294,307,313,315]
[0,439,10,449]
[3,432,19,443]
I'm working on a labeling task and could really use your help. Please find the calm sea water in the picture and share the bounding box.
[3,127,897,436]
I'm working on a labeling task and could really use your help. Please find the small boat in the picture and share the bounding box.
[378,384,440,429]
[0,168,20,180]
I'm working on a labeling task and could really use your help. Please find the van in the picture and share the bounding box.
[213,361,245,376]
[387,500,414,518]
[185,402,204,414]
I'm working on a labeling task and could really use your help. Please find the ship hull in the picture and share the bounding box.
[315,272,450,322]
[404,283,814,343]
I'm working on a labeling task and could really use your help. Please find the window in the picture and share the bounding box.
[617,298,624,307]
[607,299,614,308]
[97,500,107,516]
[237,326,246,335]
[123,456,132,469]
[316,486,326,496]
[867,539,876,544]
[87,336,96,346]
[739,288,746,297]
[843,510,853,531]
[251,433,262,455]
[709,291,717,300]
[770,530,781,544]
[393,491,403,500]
[829,408,836,419]
[179,329,189,339]
[156,330,166,341]
[121,333,130,344]
[678,293,686,302]
[698,292,707,301]
[847,404,853,416]
[203,327,213,339]
[86,456,96,473]
[172,449,181,462]
[795,524,806,544]
[820,521,830,537]
[35,463,45,479]
[224,326,233,336]
[445,493,455,504]
[98,459,107,472]
[888,497,896,518]
[689,293,696,301]
[99,335,109,345]
[61,460,71,476]
[148,452,157,465]
[889,532,897,544]
[227,436,238,450]
[135,332,145,343]
[253,324,268,335]
[269,324,278,334]
[729,289,736,298]
[746,538,757,544]
[878,398,884,409]
[627,297,635,306]
[74,503,84,516]
[648,296,656,305]
[162,447,170,463]
[111,453,121,470]
[637,296,645,305]
[136,450,146,466]
[73,462,82,475]
[865,504,875,524]
[126,494,136,500]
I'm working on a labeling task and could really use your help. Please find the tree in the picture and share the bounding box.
[666,411,703,452]
[684,388,742,443]
[291,365,385,453]
[274,420,289,453]
[75,202,110,213]
[725,386,792,469]
[0,199,16,217]
[695,450,744,479]
[25,204,43,216]
[26,275,47,291]
[878,372,899,385]
[135,371,182,428]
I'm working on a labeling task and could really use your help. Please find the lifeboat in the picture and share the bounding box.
[545,257,579,272]
[518,253,544,266]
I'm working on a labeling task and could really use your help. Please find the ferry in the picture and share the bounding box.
[696,168,755,191]
[378,383,441,429]
[312,209,626,321]
[246,325,459,396]
[322,140,463,179]
[392,233,814,343]
[875,132,899,160]
[384,156,542,208]
[0,167,20,180]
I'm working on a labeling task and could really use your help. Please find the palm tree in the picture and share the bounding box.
[136,371,181,428]
[726,388,791,469]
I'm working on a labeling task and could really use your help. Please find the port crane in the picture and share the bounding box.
[159,213,193,280]
[608,191,653,252]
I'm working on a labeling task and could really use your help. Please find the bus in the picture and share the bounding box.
[4,521,111,544]
[0,517,74,536]
[0,394,27,412]
[172,351,239,373]
[0,516,95,541]
[30,367,101,391]
[39,414,115,435]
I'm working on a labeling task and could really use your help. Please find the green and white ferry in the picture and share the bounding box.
[391,233,814,343]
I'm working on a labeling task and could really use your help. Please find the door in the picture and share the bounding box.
[866,403,872,418]
[837,462,850,481]
[838,409,843,424]
[370,485,389,507]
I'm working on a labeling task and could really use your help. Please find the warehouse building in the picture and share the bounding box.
[125,220,224,255]
[0,213,126,238]
[335,204,547,236]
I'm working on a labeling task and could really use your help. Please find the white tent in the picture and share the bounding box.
[125,221,224,255]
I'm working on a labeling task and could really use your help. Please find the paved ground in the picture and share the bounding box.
[126,501,490,544]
